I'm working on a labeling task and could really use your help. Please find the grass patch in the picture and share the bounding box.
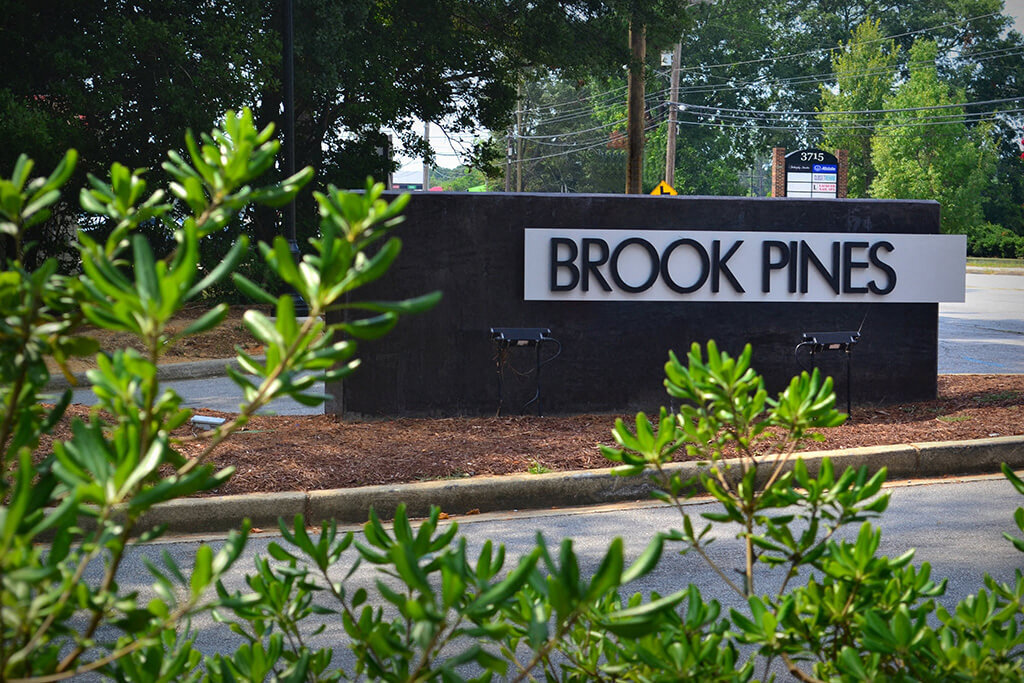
[936,415,971,423]
[528,461,552,475]
[974,391,1020,405]
[967,257,1024,270]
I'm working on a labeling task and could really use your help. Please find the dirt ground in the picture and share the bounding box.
[38,305,1024,497]
[45,304,268,376]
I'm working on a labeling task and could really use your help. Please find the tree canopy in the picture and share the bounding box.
[870,40,997,234]
[1,0,1022,246]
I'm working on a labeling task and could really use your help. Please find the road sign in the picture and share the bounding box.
[651,180,677,196]
[785,149,838,198]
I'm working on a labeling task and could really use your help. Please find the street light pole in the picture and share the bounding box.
[283,0,296,246]
[281,0,308,315]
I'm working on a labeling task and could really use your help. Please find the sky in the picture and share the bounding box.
[394,2,1024,183]
[1009,0,1024,31]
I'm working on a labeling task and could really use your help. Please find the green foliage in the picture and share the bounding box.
[602,340,1024,680]
[966,221,1024,258]
[869,40,998,234]
[819,18,900,198]
[0,109,437,681]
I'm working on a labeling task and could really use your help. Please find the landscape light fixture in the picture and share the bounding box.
[795,330,861,416]
[490,328,561,416]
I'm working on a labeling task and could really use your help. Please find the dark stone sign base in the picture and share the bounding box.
[326,193,941,417]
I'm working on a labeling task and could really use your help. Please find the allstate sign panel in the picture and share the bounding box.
[524,229,965,303]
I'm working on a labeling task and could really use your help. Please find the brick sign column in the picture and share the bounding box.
[772,147,786,197]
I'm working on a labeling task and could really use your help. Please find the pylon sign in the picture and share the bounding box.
[785,149,838,198]
[651,180,677,195]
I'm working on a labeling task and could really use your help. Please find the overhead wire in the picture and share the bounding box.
[510,11,1008,130]
[675,10,1004,75]
[451,11,1021,168]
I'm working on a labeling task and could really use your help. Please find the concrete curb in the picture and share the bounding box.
[44,357,264,391]
[140,434,1024,535]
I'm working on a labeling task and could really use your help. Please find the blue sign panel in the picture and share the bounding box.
[814,164,837,173]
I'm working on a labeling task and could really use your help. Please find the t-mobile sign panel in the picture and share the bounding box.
[524,228,965,303]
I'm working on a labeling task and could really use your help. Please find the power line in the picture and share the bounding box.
[517,121,660,163]
[671,45,1024,97]
[676,96,1024,118]
[511,13,1009,133]
[676,10,1004,75]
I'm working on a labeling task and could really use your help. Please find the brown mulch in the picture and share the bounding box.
[40,375,1024,497]
[46,304,267,375]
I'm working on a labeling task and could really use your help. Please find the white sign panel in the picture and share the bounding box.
[523,229,965,303]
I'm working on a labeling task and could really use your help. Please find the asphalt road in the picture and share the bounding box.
[939,271,1024,373]
[105,474,1021,673]
[66,372,326,416]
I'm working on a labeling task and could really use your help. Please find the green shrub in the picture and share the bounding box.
[965,221,1024,258]
[0,109,439,681]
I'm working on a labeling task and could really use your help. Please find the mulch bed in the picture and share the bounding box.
[39,375,1024,497]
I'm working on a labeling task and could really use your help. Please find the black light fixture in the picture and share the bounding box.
[490,328,561,416]
[796,330,861,416]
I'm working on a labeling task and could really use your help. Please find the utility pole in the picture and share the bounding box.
[282,0,296,244]
[515,80,524,192]
[504,129,512,192]
[422,120,430,190]
[625,15,646,194]
[664,41,682,188]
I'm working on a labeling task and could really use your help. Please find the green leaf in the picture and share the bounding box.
[338,312,398,340]
[584,537,624,601]
[187,236,249,300]
[190,544,214,598]
[180,304,229,337]
[622,534,664,584]
[132,234,160,306]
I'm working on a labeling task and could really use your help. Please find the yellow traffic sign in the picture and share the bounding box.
[650,180,677,196]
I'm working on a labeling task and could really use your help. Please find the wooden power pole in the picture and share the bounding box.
[626,16,646,194]
[665,41,682,187]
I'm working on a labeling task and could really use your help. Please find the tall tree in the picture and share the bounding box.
[0,1,277,266]
[870,40,997,234]
[818,19,900,198]
[0,1,276,176]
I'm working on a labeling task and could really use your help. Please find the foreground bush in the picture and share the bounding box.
[0,109,439,681]
[3,113,1024,681]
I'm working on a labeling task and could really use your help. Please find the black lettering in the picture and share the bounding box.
[550,238,579,291]
[868,240,897,295]
[661,238,709,293]
[800,240,841,294]
[761,240,789,293]
[712,240,744,293]
[842,241,870,294]
[610,238,660,293]
[789,240,798,292]
[581,238,612,292]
